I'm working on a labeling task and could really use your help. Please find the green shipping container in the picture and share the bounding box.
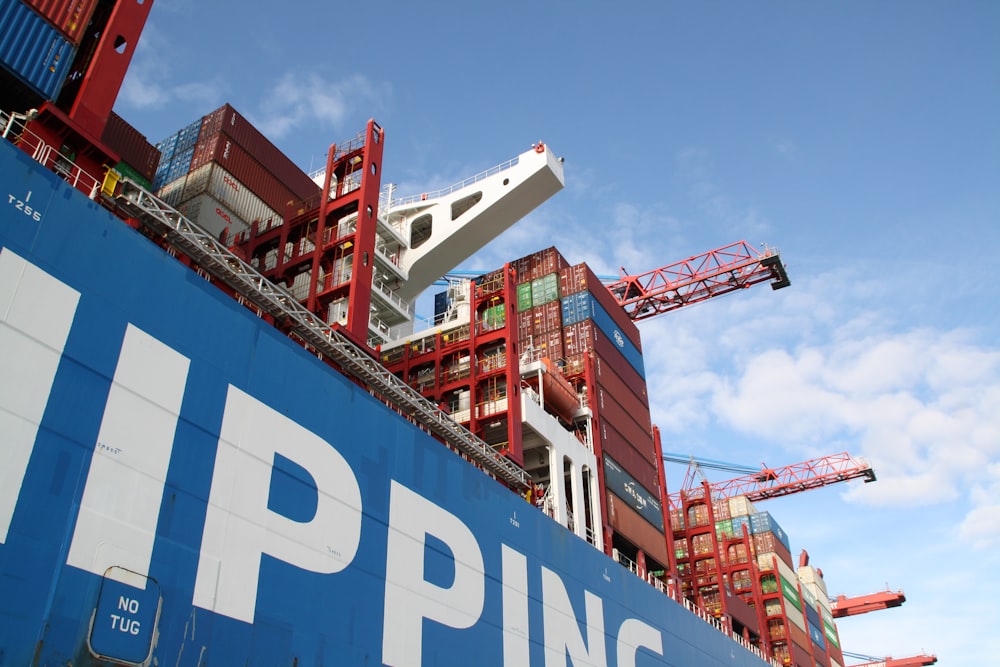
[517,282,533,312]
[531,273,559,306]
[113,161,153,191]
[482,304,506,331]
[780,574,802,610]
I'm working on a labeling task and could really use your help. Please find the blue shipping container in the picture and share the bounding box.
[0,0,76,100]
[731,515,750,538]
[563,291,645,379]
[749,511,790,551]
[805,602,821,629]
[808,621,826,650]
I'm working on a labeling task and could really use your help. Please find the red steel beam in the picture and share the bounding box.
[831,589,906,618]
[849,655,937,667]
[606,240,789,321]
[702,452,875,502]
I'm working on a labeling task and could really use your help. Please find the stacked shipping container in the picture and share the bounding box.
[799,563,845,667]
[22,0,97,44]
[153,103,319,242]
[508,248,667,567]
[0,0,80,101]
[669,490,849,666]
[102,110,160,187]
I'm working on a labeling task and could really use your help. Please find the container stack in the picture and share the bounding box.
[555,260,664,565]
[798,564,845,667]
[0,0,87,104]
[152,103,319,243]
[102,110,160,188]
[513,246,568,363]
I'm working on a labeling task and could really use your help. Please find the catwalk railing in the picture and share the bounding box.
[111,180,532,489]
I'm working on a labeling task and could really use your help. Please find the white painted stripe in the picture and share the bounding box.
[0,249,80,543]
[502,545,530,667]
[67,324,189,581]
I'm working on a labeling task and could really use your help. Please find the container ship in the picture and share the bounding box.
[1,2,931,666]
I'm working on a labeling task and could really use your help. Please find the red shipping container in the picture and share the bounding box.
[516,310,533,342]
[190,131,300,216]
[593,345,647,404]
[592,324,644,383]
[102,111,160,181]
[558,263,588,297]
[198,104,318,201]
[828,642,845,667]
[726,589,760,635]
[813,643,831,667]
[596,387,654,457]
[513,256,532,284]
[600,421,659,494]
[754,532,793,569]
[530,301,561,337]
[586,266,642,353]
[526,246,567,282]
[606,492,670,567]
[563,320,594,357]
[24,0,98,45]
[594,350,648,410]
[789,625,814,667]
[540,329,563,361]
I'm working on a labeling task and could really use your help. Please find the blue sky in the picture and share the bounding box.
[117,2,999,664]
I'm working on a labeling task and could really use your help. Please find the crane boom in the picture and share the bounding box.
[831,589,906,618]
[712,451,876,501]
[666,451,876,508]
[607,240,790,321]
[845,653,937,667]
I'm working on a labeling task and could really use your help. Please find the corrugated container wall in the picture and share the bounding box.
[189,131,301,216]
[198,103,318,202]
[729,495,758,517]
[0,0,75,100]
[750,511,791,551]
[182,163,282,230]
[514,247,567,284]
[600,420,659,493]
[102,111,160,182]
[178,193,248,243]
[559,262,642,352]
[22,0,97,44]
[605,491,670,567]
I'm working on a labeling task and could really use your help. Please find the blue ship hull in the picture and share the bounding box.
[0,138,769,667]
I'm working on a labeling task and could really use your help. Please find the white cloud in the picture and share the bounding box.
[250,72,389,140]
[639,261,1000,545]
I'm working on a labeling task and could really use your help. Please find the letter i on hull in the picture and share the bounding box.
[67,324,190,582]
[0,248,80,543]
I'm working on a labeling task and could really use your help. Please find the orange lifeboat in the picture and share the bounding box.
[536,358,581,423]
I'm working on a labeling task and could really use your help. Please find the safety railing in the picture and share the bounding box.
[1,109,103,200]
[389,155,520,208]
[610,549,780,667]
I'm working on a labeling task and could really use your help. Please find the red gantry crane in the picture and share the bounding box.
[843,651,938,666]
[664,451,877,507]
[607,239,790,321]
[831,589,907,618]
